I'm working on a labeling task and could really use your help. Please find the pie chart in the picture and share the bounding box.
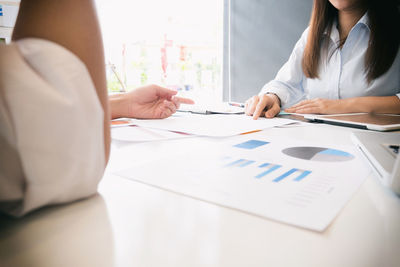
[282,147,354,162]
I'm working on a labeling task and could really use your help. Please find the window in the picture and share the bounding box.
[96,0,223,101]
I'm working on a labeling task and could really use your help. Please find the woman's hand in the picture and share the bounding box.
[245,94,281,119]
[285,96,400,115]
[285,98,342,114]
[110,84,194,119]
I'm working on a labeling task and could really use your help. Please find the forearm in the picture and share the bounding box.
[340,96,400,114]
[109,94,129,119]
[13,0,110,162]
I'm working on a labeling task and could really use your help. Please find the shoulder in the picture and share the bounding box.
[300,26,310,43]
[292,26,310,50]
[15,38,88,77]
[0,38,105,217]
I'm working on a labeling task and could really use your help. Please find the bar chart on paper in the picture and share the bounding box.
[222,156,311,182]
[116,136,368,231]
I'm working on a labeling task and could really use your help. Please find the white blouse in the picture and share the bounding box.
[0,39,105,216]
[260,13,400,108]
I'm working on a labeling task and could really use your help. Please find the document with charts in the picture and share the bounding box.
[116,132,369,231]
[129,113,293,137]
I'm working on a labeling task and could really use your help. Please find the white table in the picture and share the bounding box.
[1,123,399,267]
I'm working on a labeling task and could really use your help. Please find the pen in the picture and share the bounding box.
[177,109,212,115]
[108,61,127,93]
[228,102,245,108]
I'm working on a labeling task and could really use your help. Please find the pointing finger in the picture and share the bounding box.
[247,95,260,116]
[172,96,195,105]
[253,95,269,120]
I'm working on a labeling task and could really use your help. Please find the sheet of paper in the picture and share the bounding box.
[178,102,244,114]
[129,113,293,137]
[115,132,369,232]
[111,125,191,142]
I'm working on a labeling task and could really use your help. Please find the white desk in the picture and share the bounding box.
[1,123,399,267]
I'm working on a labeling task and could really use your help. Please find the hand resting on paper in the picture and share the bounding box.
[284,97,400,115]
[110,84,194,119]
[245,94,281,120]
[284,98,345,114]
[245,93,400,119]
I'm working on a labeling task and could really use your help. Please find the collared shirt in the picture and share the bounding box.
[260,12,400,108]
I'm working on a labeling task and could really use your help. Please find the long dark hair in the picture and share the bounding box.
[302,0,400,83]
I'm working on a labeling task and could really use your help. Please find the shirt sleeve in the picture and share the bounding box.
[0,38,105,216]
[259,27,310,108]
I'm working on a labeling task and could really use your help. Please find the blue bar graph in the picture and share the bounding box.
[294,170,312,181]
[222,157,311,183]
[225,159,246,167]
[273,169,312,182]
[258,163,270,168]
[234,140,269,150]
[255,165,281,179]
[226,159,256,168]
[239,160,255,167]
[273,168,299,182]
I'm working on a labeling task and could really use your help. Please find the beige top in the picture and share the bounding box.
[0,38,105,216]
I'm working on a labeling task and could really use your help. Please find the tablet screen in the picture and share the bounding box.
[303,113,400,131]
[318,113,400,126]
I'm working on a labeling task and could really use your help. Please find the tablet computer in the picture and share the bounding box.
[351,131,400,195]
[303,113,400,131]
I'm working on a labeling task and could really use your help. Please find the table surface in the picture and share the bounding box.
[1,122,399,267]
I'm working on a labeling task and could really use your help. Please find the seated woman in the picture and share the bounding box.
[0,0,192,216]
[245,0,400,119]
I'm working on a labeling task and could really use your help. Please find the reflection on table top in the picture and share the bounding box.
[1,123,400,267]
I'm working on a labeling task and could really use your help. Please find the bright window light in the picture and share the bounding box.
[95,0,223,100]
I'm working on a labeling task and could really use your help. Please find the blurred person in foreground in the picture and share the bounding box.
[0,0,193,216]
